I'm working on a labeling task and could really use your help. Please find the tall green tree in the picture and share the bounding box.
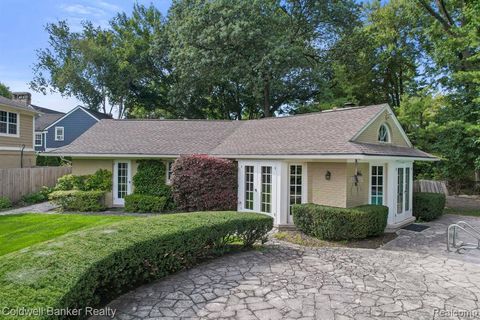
[168,0,359,119]
[31,5,170,118]
[0,82,12,99]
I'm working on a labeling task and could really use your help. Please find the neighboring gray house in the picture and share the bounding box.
[33,105,111,152]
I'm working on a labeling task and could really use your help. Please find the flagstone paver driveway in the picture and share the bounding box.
[93,238,480,319]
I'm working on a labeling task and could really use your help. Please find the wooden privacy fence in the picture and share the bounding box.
[0,166,72,202]
[413,179,449,195]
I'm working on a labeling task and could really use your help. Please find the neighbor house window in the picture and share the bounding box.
[261,166,272,213]
[244,165,254,210]
[0,110,18,135]
[378,124,390,143]
[35,133,42,146]
[55,126,64,141]
[289,165,302,214]
[166,161,174,184]
[370,165,384,205]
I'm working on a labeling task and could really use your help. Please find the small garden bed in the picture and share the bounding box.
[273,230,397,249]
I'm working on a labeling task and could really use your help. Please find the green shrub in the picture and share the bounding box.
[133,160,175,209]
[55,174,87,191]
[413,192,446,221]
[84,169,112,191]
[55,169,112,192]
[49,190,106,212]
[20,186,53,205]
[0,197,12,210]
[0,212,273,320]
[292,203,388,240]
[125,194,167,213]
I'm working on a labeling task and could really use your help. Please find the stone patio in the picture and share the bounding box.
[91,214,480,320]
[383,214,480,265]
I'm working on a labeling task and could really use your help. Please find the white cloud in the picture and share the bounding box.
[59,1,123,30]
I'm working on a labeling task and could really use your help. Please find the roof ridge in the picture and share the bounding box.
[101,104,388,123]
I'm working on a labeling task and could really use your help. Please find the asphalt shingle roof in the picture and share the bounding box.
[0,96,36,113]
[49,104,435,159]
[35,113,65,131]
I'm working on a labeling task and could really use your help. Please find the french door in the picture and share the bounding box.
[288,164,303,224]
[243,163,274,216]
[113,160,132,206]
[395,166,411,222]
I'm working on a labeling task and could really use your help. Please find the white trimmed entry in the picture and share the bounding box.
[238,160,308,226]
[113,160,132,206]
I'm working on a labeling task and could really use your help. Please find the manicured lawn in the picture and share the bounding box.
[0,213,136,256]
[444,208,480,217]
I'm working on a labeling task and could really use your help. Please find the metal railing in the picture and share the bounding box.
[447,221,480,253]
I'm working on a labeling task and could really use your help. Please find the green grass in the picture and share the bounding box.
[0,212,272,319]
[0,213,137,256]
[444,208,480,217]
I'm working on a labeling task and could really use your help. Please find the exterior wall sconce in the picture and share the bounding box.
[325,170,331,180]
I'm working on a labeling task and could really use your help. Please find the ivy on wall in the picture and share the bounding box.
[132,160,174,208]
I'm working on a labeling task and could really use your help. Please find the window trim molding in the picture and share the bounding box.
[34,132,43,147]
[369,163,385,205]
[55,126,64,141]
[377,123,392,144]
[0,110,20,138]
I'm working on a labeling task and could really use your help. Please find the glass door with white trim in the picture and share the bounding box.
[288,164,303,223]
[395,165,411,222]
[243,163,274,216]
[113,160,131,206]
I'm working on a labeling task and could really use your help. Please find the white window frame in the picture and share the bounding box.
[378,123,391,143]
[369,164,385,205]
[34,133,42,146]
[0,110,19,137]
[260,166,272,214]
[165,161,174,185]
[55,126,64,141]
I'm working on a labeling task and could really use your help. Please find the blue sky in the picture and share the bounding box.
[0,0,172,113]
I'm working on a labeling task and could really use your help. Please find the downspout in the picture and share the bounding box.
[20,144,25,168]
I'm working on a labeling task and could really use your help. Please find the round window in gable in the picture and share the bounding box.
[378,124,391,143]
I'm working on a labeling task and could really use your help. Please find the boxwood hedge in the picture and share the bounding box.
[0,212,272,320]
[413,192,446,221]
[124,194,167,213]
[49,190,106,212]
[292,203,388,240]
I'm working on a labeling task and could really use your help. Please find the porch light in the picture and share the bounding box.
[325,171,331,180]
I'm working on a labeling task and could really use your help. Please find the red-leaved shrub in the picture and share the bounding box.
[171,155,237,211]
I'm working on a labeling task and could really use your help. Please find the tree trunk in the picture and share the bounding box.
[263,75,271,117]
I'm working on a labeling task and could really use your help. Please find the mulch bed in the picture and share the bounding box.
[273,230,397,249]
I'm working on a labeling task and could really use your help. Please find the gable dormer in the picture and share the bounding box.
[351,106,412,147]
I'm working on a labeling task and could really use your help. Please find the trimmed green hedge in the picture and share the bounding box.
[125,194,166,213]
[413,192,446,221]
[49,190,106,212]
[0,212,273,320]
[55,169,112,192]
[293,203,388,240]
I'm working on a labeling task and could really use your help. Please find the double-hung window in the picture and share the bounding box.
[35,133,42,146]
[55,126,64,141]
[0,110,18,136]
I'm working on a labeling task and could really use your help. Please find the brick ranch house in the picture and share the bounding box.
[47,104,436,230]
